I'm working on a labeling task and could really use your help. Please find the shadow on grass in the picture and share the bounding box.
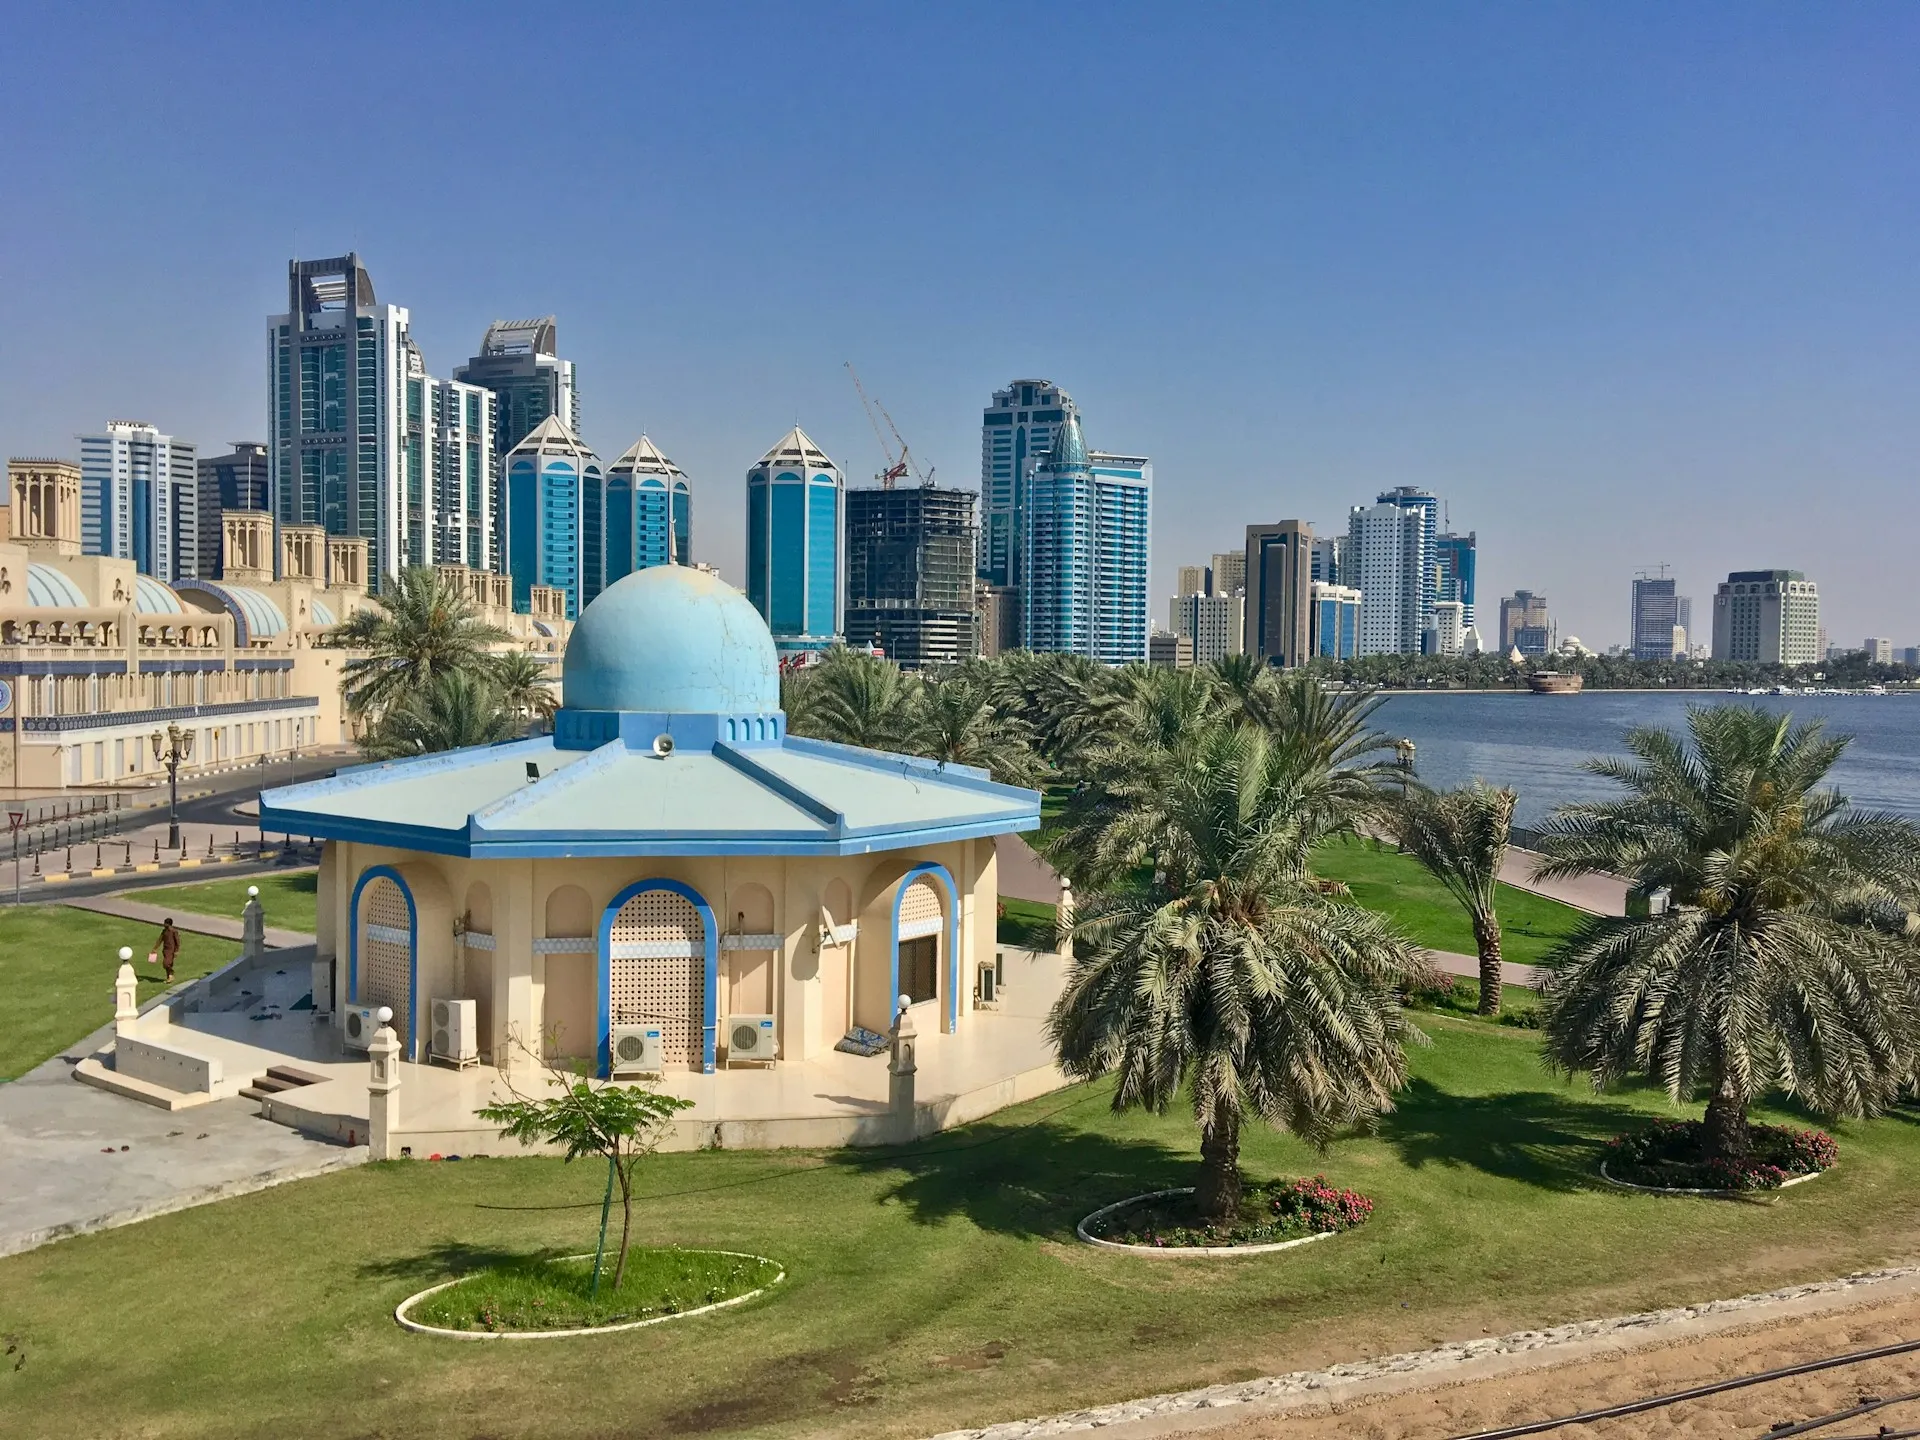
[1378,1077,1655,1192]
[358,1239,571,1284]
[831,1115,1191,1240]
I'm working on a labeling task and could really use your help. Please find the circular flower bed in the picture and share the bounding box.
[396,1248,784,1338]
[1602,1119,1837,1193]
[1081,1176,1375,1251]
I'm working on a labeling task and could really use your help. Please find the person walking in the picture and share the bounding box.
[155,918,181,983]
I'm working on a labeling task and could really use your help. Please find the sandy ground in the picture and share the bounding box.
[1180,1292,1920,1440]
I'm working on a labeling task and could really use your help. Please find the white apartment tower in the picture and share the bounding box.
[1345,500,1427,655]
[79,421,198,581]
[1711,570,1820,665]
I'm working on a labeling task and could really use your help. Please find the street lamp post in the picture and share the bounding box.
[150,724,194,850]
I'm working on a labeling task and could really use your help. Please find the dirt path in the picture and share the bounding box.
[1164,1289,1920,1440]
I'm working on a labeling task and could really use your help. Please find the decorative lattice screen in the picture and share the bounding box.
[359,877,412,1043]
[898,877,945,940]
[609,889,705,1068]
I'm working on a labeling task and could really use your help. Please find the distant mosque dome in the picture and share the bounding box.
[561,565,779,715]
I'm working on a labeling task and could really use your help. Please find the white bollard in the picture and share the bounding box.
[241,885,266,964]
[367,1007,402,1159]
[888,994,918,1143]
[114,947,139,1037]
[1056,878,1074,960]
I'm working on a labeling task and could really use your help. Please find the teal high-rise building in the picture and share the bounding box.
[599,435,692,604]
[1021,415,1152,663]
[503,416,600,617]
[746,427,842,653]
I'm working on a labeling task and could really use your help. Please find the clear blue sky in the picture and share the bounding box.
[5,3,1916,647]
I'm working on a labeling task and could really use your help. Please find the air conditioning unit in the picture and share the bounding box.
[725,1014,777,1066]
[976,960,1000,1009]
[430,997,477,1065]
[341,1003,380,1051]
[609,1024,664,1077]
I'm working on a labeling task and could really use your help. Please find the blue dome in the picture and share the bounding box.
[562,566,779,715]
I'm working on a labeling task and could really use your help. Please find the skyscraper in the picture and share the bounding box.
[502,416,600,617]
[430,379,497,571]
[1310,582,1362,659]
[979,378,1078,591]
[1630,573,1690,661]
[1310,535,1345,586]
[79,421,198,581]
[1373,486,1439,647]
[453,317,579,459]
[604,436,692,598]
[1171,592,1245,665]
[1436,531,1476,628]
[1177,564,1212,597]
[1020,417,1151,663]
[1345,501,1426,655]
[1500,590,1552,655]
[195,442,269,580]
[844,484,978,669]
[1711,570,1820,664]
[747,427,842,653]
[1210,549,1246,597]
[1244,521,1314,666]
[270,254,417,582]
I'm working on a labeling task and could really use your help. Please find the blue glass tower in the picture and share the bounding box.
[1436,531,1476,629]
[746,427,842,653]
[605,435,693,593]
[980,379,1078,592]
[503,416,600,617]
[1021,417,1152,663]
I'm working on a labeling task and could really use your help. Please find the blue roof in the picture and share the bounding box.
[562,565,777,715]
[176,582,289,643]
[135,577,184,614]
[311,599,337,627]
[27,565,88,608]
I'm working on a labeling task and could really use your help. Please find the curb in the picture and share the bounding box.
[1598,1159,1827,1197]
[394,1250,786,1339]
[1075,1188,1348,1256]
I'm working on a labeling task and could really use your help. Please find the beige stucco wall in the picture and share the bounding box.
[320,835,1004,1072]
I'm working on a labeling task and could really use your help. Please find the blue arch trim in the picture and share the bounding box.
[890,861,962,1033]
[347,865,420,1062]
[597,878,720,1078]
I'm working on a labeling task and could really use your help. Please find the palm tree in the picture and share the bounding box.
[491,650,558,731]
[1391,783,1517,1014]
[337,567,511,719]
[1534,705,1920,1166]
[785,647,918,750]
[902,670,1041,786]
[1050,721,1423,1219]
[361,671,519,760]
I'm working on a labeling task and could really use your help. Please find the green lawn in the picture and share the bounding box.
[0,906,238,1079]
[996,895,1058,949]
[6,1021,1920,1439]
[130,870,318,934]
[1315,836,1587,965]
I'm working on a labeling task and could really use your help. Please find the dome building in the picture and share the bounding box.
[261,564,1042,1086]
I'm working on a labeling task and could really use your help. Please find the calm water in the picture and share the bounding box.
[1373,692,1920,826]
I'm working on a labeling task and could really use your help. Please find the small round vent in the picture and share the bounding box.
[346,1011,366,1041]
[615,1033,647,1061]
[731,1024,759,1052]
[433,1028,451,1055]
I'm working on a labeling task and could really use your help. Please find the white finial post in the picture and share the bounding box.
[889,993,918,1143]
[113,946,139,1037]
[1056,878,1074,961]
[241,884,265,964]
[367,1006,402,1159]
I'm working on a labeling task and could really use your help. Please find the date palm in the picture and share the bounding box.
[902,670,1040,787]
[784,647,918,750]
[491,649,558,730]
[1050,721,1423,1220]
[337,566,510,719]
[361,671,518,759]
[1535,705,1920,1166]
[1391,782,1517,1014]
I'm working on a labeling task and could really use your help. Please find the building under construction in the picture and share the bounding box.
[844,485,978,669]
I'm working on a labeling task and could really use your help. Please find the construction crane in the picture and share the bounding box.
[845,361,933,488]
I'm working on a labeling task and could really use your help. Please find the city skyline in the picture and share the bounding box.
[5,6,1917,646]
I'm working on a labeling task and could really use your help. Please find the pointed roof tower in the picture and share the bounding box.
[507,414,599,468]
[610,433,688,482]
[1043,412,1089,471]
[757,426,835,470]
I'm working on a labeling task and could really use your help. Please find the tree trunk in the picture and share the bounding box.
[1472,908,1503,1015]
[1702,1078,1751,1168]
[610,1159,635,1291]
[1195,1110,1242,1221]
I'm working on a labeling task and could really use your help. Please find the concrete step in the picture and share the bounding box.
[264,1065,329,1087]
[241,1075,301,1096]
[73,1056,216,1112]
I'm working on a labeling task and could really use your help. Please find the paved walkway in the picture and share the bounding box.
[64,891,314,951]
[1425,946,1541,989]
[1501,847,1625,914]
[0,1015,362,1258]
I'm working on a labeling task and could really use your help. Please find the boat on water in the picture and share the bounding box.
[1526,671,1584,694]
